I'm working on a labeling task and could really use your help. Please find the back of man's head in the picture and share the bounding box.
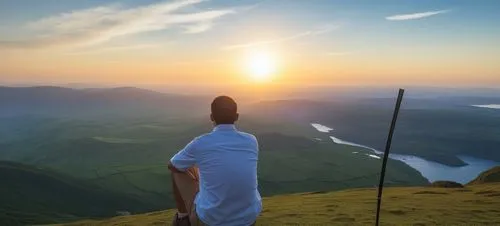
[211,96,238,125]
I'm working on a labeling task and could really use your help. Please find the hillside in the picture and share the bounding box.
[2,86,499,166]
[248,99,500,166]
[0,115,428,213]
[59,183,500,225]
[2,86,499,225]
[468,166,500,185]
[0,162,148,225]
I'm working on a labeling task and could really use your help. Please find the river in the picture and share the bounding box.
[472,104,500,109]
[312,123,499,184]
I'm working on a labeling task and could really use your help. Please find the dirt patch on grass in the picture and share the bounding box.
[388,210,406,215]
[308,191,328,195]
[331,217,355,222]
[475,190,500,197]
[464,199,496,204]
[412,223,427,226]
[475,190,496,195]
[413,191,448,195]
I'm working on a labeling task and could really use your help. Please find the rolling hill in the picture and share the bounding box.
[0,112,429,215]
[2,86,498,225]
[57,182,500,225]
[2,86,499,166]
[0,161,149,225]
[468,166,500,185]
[248,98,500,166]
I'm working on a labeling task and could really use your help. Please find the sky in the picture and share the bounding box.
[0,0,499,87]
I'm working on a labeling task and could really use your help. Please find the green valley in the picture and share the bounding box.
[0,115,428,224]
[1,87,499,225]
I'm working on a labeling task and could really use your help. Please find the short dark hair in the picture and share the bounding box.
[211,96,238,124]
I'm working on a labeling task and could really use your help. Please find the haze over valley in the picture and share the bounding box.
[1,86,499,224]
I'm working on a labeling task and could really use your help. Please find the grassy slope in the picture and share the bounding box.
[0,162,148,225]
[468,166,500,185]
[59,183,500,226]
[1,116,428,211]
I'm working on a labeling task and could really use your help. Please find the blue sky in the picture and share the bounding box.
[0,0,499,86]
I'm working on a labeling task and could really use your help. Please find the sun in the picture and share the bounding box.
[245,50,277,82]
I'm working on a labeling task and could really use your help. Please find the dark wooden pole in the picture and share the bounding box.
[375,88,405,226]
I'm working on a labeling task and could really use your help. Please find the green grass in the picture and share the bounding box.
[1,116,428,211]
[469,166,500,185]
[0,162,149,226]
[0,116,428,224]
[58,183,500,225]
[92,137,153,144]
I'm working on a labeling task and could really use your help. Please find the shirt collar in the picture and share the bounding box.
[213,124,237,132]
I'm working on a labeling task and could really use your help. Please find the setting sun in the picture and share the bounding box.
[245,50,277,82]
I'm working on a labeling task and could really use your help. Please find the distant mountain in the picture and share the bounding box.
[0,161,148,225]
[468,166,500,185]
[0,86,210,118]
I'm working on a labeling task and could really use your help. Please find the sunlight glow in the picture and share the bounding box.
[245,50,277,82]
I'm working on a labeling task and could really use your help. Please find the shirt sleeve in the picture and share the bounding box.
[170,138,198,171]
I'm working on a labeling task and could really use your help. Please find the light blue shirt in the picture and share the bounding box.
[170,124,262,226]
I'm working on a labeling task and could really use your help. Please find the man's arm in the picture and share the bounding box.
[169,138,198,172]
[168,161,185,173]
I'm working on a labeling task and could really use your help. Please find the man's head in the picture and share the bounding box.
[211,96,238,125]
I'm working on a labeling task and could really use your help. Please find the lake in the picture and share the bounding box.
[313,123,499,184]
[388,154,498,184]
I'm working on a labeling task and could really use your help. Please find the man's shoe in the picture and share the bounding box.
[172,213,190,226]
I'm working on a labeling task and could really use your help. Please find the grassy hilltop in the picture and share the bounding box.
[59,183,500,226]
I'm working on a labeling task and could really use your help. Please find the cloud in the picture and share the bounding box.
[67,43,160,55]
[386,10,450,21]
[182,22,212,34]
[1,0,235,49]
[327,51,353,56]
[224,24,340,50]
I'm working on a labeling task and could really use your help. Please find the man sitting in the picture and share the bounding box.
[168,96,262,226]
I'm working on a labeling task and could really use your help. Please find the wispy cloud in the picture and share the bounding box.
[0,0,235,49]
[386,10,450,21]
[182,22,213,34]
[67,43,160,55]
[224,24,340,50]
[327,51,353,56]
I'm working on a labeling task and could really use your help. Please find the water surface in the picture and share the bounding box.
[311,123,499,183]
[311,123,334,133]
[472,104,500,109]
